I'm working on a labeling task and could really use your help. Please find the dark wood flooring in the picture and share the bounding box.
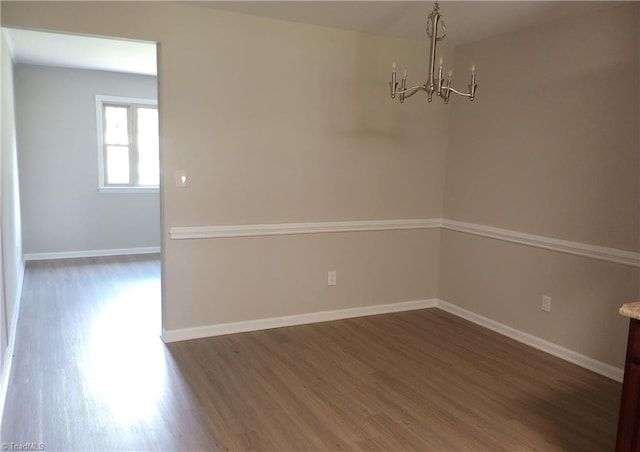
[1,255,622,450]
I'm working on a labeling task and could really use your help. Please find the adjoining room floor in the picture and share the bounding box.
[1,256,621,450]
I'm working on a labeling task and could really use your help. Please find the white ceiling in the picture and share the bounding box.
[197,1,620,45]
[4,28,157,76]
[3,1,623,75]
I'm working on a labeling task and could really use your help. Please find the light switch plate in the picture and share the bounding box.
[541,295,551,312]
[175,169,187,187]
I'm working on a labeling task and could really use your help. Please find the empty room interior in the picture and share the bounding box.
[0,1,639,450]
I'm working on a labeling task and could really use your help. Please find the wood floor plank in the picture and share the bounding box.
[1,256,622,451]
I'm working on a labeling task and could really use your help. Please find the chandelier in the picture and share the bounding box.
[390,1,477,104]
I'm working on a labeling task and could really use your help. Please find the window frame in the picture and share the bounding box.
[95,95,159,194]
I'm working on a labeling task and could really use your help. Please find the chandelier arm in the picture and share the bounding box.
[397,85,425,103]
[442,86,472,98]
[397,85,426,96]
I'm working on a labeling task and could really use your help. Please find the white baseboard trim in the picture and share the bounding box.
[24,246,160,261]
[161,298,438,343]
[0,259,25,437]
[161,296,622,381]
[435,299,624,382]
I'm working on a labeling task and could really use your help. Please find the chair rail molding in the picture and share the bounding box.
[168,219,441,240]
[440,218,640,268]
[168,218,640,267]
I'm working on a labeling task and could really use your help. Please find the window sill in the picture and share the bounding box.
[98,187,159,194]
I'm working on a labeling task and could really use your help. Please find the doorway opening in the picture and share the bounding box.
[4,27,164,337]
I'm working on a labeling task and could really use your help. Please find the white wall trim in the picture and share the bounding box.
[161,298,438,343]
[441,218,640,268]
[1,28,15,61]
[168,217,639,267]
[435,299,624,382]
[0,259,25,437]
[98,187,159,194]
[24,246,160,261]
[169,219,441,240]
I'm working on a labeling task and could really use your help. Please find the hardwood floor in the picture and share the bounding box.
[1,256,622,451]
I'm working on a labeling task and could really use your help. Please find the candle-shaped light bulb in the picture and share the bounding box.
[439,57,443,67]
[401,68,407,94]
[391,62,397,98]
[448,69,452,79]
[469,64,477,101]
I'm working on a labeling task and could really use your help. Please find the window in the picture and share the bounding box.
[96,95,159,193]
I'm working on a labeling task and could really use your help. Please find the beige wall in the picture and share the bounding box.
[439,230,637,366]
[15,64,160,255]
[444,4,639,251]
[169,230,439,328]
[158,6,448,329]
[1,2,445,331]
[440,4,640,368]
